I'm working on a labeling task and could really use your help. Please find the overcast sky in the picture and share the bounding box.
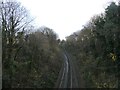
[17,0,117,40]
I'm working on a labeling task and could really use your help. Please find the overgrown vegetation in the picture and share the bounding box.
[1,1,63,88]
[65,2,120,88]
[1,0,120,88]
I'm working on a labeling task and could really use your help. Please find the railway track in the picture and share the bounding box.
[55,51,79,88]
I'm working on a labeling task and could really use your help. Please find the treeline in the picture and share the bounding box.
[65,2,120,88]
[1,1,63,88]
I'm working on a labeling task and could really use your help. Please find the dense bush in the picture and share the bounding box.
[1,1,63,88]
[65,2,120,88]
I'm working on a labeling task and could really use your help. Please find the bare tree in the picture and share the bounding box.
[0,0,32,87]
